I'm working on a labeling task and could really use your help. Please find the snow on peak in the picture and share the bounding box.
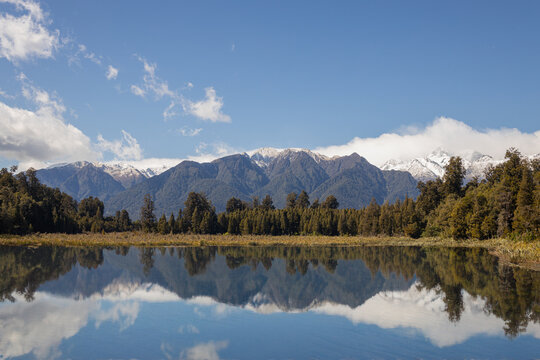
[381,149,502,182]
[248,147,331,167]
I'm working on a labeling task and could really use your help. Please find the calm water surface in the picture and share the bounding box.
[0,245,538,359]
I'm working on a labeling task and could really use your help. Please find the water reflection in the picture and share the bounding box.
[0,245,538,359]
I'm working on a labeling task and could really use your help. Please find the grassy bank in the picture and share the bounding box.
[1,233,538,271]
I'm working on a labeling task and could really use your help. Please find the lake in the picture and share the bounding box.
[0,245,538,359]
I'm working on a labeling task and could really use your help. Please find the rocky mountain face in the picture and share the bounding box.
[105,149,418,217]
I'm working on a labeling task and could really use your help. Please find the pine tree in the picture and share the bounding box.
[168,213,175,234]
[322,195,339,209]
[297,190,310,208]
[261,195,275,210]
[286,192,297,208]
[157,214,169,234]
[443,157,466,197]
[140,194,156,233]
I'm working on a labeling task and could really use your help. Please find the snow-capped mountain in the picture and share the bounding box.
[45,160,178,188]
[380,149,503,182]
[247,147,333,168]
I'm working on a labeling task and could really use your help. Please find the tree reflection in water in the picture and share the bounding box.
[0,244,537,338]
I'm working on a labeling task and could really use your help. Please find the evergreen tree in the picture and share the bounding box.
[443,156,466,197]
[286,192,297,208]
[226,197,246,213]
[513,166,534,234]
[297,190,310,208]
[157,214,169,234]
[261,195,275,210]
[140,194,156,233]
[322,195,339,209]
[168,213,175,234]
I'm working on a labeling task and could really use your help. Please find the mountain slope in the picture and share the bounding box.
[37,162,126,201]
[105,150,418,217]
[106,155,270,216]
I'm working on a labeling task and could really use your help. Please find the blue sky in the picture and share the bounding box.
[1,0,539,169]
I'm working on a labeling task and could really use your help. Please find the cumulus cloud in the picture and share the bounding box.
[0,0,60,63]
[106,65,118,80]
[0,77,97,169]
[97,130,143,161]
[183,87,231,123]
[315,117,540,166]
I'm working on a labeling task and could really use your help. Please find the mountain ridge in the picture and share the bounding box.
[105,151,419,217]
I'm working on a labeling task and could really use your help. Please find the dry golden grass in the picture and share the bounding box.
[1,233,538,270]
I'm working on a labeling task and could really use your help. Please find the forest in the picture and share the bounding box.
[1,148,538,240]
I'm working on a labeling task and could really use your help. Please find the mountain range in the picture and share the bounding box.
[37,147,536,217]
[105,149,418,217]
[36,149,418,217]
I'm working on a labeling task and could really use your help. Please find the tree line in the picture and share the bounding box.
[1,148,538,239]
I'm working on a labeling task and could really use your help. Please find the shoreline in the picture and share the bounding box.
[1,233,538,271]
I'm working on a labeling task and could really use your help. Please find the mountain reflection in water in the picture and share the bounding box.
[0,245,538,360]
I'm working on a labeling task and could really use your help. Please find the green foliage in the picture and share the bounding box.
[2,148,538,240]
[321,195,339,209]
[443,156,466,197]
[140,194,156,233]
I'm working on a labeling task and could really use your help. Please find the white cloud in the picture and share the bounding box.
[311,283,540,347]
[131,57,182,120]
[131,57,231,123]
[0,0,60,63]
[106,65,118,80]
[183,87,231,123]
[97,130,143,161]
[0,78,97,169]
[192,142,238,162]
[315,117,540,166]
[178,127,202,137]
[130,84,145,97]
[180,341,228,360]
[0,88,15,99]
[132,56,175,99]
[0,293,96,360]
[74,43,101,65]
[0,292,143,360]
[93,302,140,331]
[163,99,179,120]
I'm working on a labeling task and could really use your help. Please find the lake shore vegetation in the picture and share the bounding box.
[0,148,538,269]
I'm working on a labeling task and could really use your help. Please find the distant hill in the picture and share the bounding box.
[105,150,418,217]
